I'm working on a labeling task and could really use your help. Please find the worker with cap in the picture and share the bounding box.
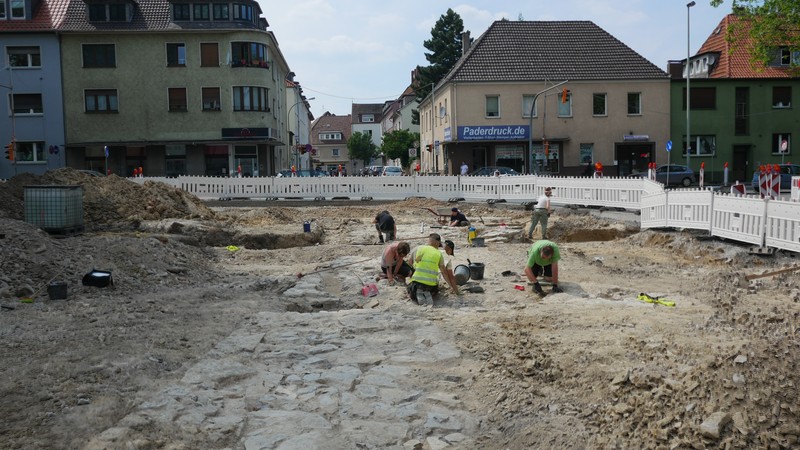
[449,207,470,227]
[407,233,460,305]
[527,187,552,240]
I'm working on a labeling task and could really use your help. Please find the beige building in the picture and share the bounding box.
[420,21,670,177]
[310,112,352,175]
[56,0,299,177]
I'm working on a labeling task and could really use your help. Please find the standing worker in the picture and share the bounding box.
[407,233,460,304]
[527,187,552,240]
[524,239,563,297]
[372,210,397,243]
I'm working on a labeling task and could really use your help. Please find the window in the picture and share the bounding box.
[485,95,499,117]
[332,148,340,157]
[200,43,218,67]
[232,3,252,21]
[231,42,268,68]
[166,43,186,66]
[85,89,118,113]
[0,1,5,18]
[735,87,749,136]
[193,4,209,20]
[12,94,43,114]
[682,87,716,109]
[319,132,342,140]
[558,92,572,117]
[14,142,46,163]
[362,114,374,123]
[165,145,187,177]
[108,4,126,21]
[684,135,716,156]
[778,48,800,66]
[8,46,41,68]
[592,93,607,116]
[173,4,190,21]
[773,86,791,108]
[627,92,641,115]
[232,86,268,111]
[522,95,537,118]
[168,88,187,111]
[11,0,24,18]
[88,3,128,21]
[773,133,791,155]
[82,44,115,67]
[212,3,228,19]
[202,87,221,111]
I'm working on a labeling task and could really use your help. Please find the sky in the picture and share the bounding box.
[261,0,734,119]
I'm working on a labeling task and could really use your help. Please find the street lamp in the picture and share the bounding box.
[527,80,568,174]
[287,96,314,170]
[686,1,696,171]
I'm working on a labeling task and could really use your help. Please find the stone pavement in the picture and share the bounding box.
[85,298,496,449]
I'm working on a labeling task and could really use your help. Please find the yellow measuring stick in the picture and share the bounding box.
[637,293,676,307]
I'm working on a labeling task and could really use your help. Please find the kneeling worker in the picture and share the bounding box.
[524,239,564,297]
[407,233,460,304]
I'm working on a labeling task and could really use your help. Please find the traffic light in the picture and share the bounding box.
[4,141,14,161]
[561,88,570,103]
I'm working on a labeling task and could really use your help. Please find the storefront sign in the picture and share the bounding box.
[622,134,649,141]
[444,127,452,141]
[222,127,271,140]
[458,125,529,141]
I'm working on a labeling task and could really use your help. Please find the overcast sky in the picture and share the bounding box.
[261,0,733,119]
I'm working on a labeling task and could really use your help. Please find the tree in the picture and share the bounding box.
[711,0,800,70]
[412,8,466,124]
[347,132,378,168]
[381,129,420,171]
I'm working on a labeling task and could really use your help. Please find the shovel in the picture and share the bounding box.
[353,271,379,297]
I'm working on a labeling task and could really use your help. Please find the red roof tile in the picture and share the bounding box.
[697,14,794,79]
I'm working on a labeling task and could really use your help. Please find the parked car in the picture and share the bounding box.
[470,166,520,176]
[633,164,695,187]
[751,164,800,191]
[382,166,403,176]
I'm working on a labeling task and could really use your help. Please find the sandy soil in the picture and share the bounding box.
[1,169,799,449]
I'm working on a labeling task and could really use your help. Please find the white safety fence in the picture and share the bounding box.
[132,174,800,254]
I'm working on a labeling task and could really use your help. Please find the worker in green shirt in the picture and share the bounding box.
[524,239,564,296]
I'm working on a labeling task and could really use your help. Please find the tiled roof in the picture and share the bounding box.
[444,20,667,84]
[351,103,383,116]
[696,14,793,79]
[311,113,352,145]
[0,0,62,31]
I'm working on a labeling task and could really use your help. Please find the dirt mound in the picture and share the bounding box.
[0,168,215,229]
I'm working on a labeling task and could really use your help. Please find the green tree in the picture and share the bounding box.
[711,0,800,70]
[347,131,378,168]
[381,129,420,170]
[412,8,466,124]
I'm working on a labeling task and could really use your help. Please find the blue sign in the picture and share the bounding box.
[104,146,109,158]
[458,125,529,141]
[666,140,672,152]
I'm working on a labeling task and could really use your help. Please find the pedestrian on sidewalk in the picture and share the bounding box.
[527,187,552,240]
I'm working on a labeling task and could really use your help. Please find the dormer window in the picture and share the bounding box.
[362,114,374,123]
[10,0,24,19]
[88,1,131,22]
[778,47,800,66]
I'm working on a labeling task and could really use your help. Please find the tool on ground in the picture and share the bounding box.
[637,293,675,307]
[296,258,373,279]
[744,265,800,281]
[352,271,379,297]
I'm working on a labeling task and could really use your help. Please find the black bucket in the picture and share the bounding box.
[469,263,485,280]
[48,281,68,300]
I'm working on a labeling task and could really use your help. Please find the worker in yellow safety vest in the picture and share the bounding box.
[407,233,460,305]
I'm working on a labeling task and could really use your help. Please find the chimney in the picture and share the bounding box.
[461,31,471,55]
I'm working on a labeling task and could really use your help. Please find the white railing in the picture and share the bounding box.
[132,174,800,254]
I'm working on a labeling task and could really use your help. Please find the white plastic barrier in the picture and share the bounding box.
[640,191,668,228]
[710,194,767,246]
[663,189,715,232]
[792,176,800,202]
[764,199,800,253]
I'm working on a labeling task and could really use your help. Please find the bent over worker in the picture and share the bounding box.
[372,210,396,243]
[407,233,460,304]
[524,239,563,297]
